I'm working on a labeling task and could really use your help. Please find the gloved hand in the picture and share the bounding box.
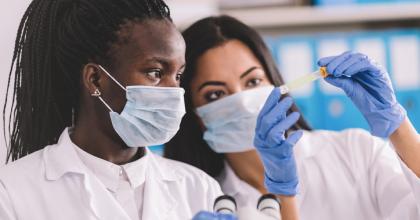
[192,211,237,220]
[318,51,406,138]
[254,88,303,196]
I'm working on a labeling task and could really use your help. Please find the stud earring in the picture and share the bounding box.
[91,89,101,97]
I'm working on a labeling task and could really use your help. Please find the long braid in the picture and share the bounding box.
[4,0,171,162]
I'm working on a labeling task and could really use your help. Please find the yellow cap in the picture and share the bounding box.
[319,67,329,78]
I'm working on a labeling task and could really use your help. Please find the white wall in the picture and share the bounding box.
[0,1,31,164]
[166,0,219,29]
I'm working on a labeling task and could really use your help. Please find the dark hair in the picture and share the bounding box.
[4,0,171,162]
[164,15,312,177]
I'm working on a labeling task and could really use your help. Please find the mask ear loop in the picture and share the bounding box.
[93,65,128,113]
[91,88,114,112]
[98,65,127,92]
[71,108,75,127]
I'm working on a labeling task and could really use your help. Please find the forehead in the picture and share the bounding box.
[194,39,262,80]
[110,19,186,64]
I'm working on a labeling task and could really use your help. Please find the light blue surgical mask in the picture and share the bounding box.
[95,65,186,147]
[196,86,274,153]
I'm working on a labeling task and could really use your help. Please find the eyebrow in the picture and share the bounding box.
[144,57,170,68]
[197,66,262,92]
[198,81,226,91]
[240,66,261,79]
[144,57,186,72]
[179,64,186,71]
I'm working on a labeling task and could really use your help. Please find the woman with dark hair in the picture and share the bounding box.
[0,1,230,219]
[165,15,420,219]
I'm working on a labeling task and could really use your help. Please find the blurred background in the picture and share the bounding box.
[1,0,420,159]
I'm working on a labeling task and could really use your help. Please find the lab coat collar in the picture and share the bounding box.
[74,142,150,192]
[44,128,85,180]
[122,151,148,188]
[141,154,178,219]
[44,128,178,220]
[44,128,177,182]
[73,142,123,192]
[146,149,178,182]
[43,128,131,219]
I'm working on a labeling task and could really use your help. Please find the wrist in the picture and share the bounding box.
[276,195,299,220]
[264,173,298,196]
[276,194,297,204]
[390,117,420,177]
[365,103,406,138]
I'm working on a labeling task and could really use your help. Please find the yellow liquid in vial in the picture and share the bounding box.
[279,67,328,95]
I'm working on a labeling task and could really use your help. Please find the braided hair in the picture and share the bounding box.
[4,0,171,162]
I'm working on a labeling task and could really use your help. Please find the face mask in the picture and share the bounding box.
[196,85,274,153]
[95,65,186,147]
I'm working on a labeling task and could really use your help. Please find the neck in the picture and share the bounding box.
[225,150,267,194]
[71,114,143,165]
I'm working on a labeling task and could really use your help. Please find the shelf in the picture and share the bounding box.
[221,3,420,29]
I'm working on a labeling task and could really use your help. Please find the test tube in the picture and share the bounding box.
[279,67,328,95]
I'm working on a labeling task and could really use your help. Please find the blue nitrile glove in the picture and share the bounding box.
[192,211,237,220]
[318,51,406,138]
[254,88,303,196]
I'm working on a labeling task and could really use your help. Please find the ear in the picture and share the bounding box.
[81,63,102,96]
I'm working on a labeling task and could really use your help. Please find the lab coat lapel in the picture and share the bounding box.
[142,152,177,220]
[81,170,131,220]
[44,128,131,220]
[293,131,310,208]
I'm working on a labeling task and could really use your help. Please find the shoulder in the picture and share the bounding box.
[299,128,389,168]
[0,148,47,184]
[300,128,384,151]
[325,128,387,154]
[152,155,223,211]
[154,154,219,183]
[153,154,221,191]
[302,128,374,142]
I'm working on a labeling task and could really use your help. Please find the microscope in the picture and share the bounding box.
[214,194,281,220]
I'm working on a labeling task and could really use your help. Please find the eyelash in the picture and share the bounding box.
[246,78,263,88]
[145,69,184,83]
[204,90,226,102]
[176,71,184,81]
[203,78,263,102]
[145,69,162,81]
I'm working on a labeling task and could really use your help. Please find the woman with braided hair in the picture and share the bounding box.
[0,0,225,219]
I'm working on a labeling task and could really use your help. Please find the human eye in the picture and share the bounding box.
[245,78,263,88]
[204,90,226,102]
[144,69,163,82]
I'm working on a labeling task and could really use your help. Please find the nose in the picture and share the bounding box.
[159,74,179,88]
[229,85,243,95]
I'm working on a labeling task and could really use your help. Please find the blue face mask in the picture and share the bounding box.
[95,65,186,147]
[195,86,274,153]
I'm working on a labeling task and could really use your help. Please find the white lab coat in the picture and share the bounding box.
[218,129,420,220]
[0,128,222,220]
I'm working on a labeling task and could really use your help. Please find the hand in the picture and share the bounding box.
[318,51,406,138]
[254,88,303,196]
[192,211,237,220]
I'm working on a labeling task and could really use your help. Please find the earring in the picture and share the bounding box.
[91,89,101,97]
